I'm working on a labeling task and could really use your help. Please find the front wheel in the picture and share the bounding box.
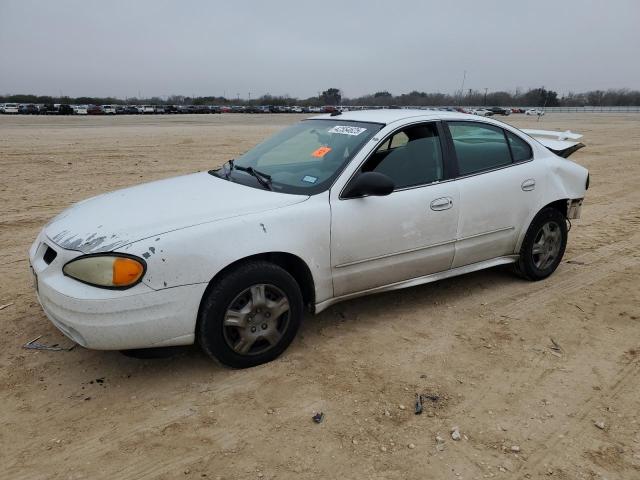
[197,261,303,368]
[515,207,567,281]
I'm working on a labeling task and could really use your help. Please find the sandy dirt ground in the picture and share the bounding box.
[1,113,639,480]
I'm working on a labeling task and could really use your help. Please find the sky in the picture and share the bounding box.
[1,0,639,99]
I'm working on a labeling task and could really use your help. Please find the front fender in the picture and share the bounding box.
[118,192,333,304]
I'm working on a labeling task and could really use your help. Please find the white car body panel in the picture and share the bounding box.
[29,110,588,350]
[452,159,541,267]
[522,129,583,141]
[522,129,583,153]
[44,172,307,254]
[331,182,459,296]
[118,191,333,298]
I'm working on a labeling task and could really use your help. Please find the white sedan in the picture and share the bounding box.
[470,108,493,117]
[30,110,588,368]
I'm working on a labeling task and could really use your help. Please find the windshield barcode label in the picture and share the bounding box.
[328,126,367,136]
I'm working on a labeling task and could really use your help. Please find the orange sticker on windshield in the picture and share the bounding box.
[312,146,332,158]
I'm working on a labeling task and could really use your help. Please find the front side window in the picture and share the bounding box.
[448,122,512,176]
[212,119,382,194]
[360,123,444,189]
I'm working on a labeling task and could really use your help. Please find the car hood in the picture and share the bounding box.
[45,172,307,253]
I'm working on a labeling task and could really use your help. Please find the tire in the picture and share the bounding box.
[515,207,567,281]
[197,261,303,368]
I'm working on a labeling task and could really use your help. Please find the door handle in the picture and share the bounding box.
[521,179,536,191]
[430,197,453,211]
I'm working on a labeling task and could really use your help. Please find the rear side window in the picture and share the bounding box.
[448,122,512,176]
[506,131,533,162]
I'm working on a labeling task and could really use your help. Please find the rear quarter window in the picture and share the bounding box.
[506,131,533,162]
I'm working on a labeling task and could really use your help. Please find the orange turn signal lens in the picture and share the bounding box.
[112,257,144,286]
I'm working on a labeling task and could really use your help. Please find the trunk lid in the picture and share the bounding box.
[522,129,585,158]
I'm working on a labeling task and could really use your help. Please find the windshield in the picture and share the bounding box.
[211,119,383,194]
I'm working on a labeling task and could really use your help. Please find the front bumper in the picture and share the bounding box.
[29,232,207,350]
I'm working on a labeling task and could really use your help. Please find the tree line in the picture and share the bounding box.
[2,87,640,107]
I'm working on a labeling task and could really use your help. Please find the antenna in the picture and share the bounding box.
[458,70,466,105]
[539,87,549,123]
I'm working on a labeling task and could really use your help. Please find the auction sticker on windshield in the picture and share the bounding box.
[328,125,367,136]
[311,146,332,158]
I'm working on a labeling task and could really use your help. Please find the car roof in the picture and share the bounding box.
[310,109,476,125]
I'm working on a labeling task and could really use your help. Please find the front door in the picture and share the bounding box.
[330,122,460,297]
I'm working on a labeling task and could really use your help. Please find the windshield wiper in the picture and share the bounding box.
[234,165,272,190]
[222,159,234,179]
[211,159,235,180]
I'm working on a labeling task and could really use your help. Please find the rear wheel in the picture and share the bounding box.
[515,207,567,281]
[197,261,303,368]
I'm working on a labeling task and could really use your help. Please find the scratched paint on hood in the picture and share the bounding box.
[45,171,308,253]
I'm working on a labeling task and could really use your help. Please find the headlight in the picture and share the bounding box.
[63,254,146,289]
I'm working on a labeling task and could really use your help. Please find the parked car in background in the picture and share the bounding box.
[1,103,19,113]
[141,105,155,114]
[87,105,103,115]
[164,105,179,114]
[470,108,493,116]
[291,106,303,113]
[19,104,40,114]
[40,104,56,115]
[58,104,74,115]
[487,107,511,116]
[154,105,166,114]
[220,106,232,113]
[73,105,88,115]
[525,109,545,116]
[102,105,116,115]
[29,109,588,368]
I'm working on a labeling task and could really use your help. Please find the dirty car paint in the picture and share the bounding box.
[44,172,307,253]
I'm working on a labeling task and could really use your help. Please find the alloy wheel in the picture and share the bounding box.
[222,284,291,356]
[531,221,562,270]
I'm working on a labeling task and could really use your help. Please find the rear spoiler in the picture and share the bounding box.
[521,129,585,158]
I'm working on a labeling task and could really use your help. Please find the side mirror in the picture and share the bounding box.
[343,172,395,198]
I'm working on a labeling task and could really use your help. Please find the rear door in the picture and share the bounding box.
[445,121,542,267]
